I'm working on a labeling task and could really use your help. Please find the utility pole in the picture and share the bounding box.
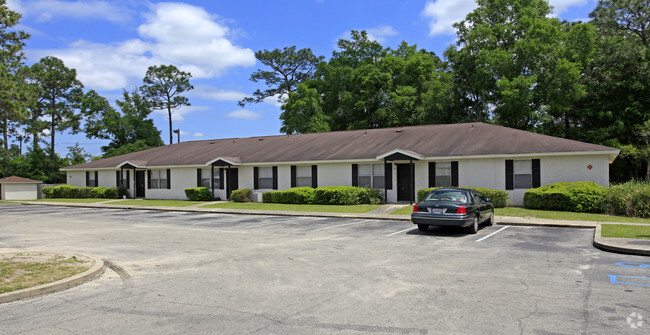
[173,129,180,143]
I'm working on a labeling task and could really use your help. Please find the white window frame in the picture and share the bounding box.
[150,170,167,189]
[296,166,312,188]
[358,164,385,189]
[435,162,452,187]
[258,167,274,189]
[201,168,211,188]
[212,168,221,189]
[514,160,532,189]
[88,172,97,187]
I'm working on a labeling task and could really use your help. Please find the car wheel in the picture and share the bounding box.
[486,211,494,226]
[468,216,478,234]
[417,224,429,232]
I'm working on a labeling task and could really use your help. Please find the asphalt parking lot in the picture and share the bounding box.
[0,204,648,334]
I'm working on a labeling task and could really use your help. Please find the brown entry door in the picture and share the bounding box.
[396,164,413,202]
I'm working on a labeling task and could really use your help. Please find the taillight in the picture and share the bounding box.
[413,204,420,212]
[456,206,467,214]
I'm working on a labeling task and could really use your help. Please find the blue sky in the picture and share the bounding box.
[7,0,598,157]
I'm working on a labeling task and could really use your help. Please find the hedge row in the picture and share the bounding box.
[264,186,382,205]
[601,180,650,218]
[523,181,606,213]
[43,185,127,199]
[184,187,213,201]
[231,188,252,202]
[417,187,509,208]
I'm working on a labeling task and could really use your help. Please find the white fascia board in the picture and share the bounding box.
[205,157,241,166]
[422,150,620,162]
[376,149,424,160]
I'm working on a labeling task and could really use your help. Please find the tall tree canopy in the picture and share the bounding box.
[0,0,30,177]
[140,64,193,145]
[28,56,84,173]
[83,89,163,157]
[239,46,324,107]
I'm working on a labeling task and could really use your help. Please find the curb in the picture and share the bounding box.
[0,252,105,304]
[592,223,650,257]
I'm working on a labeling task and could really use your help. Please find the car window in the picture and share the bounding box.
[424,190,470,203]
[473,192,483,203]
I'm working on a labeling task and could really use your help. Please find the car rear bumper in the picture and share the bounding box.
[411,213,474,227]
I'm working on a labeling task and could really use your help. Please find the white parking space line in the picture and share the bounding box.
[475,226,509,242]
[245,221,287,229]
[386,227,416,237]
[311,220,363,232]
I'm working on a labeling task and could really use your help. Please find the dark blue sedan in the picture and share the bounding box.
[411,188,494,234]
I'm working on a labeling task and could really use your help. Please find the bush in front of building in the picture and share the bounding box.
[602,180,650,218]
[230,188,253,202]
[263,187,315,204]
[184,187,213,201]
[417,187,508,208]
[312,186,382,205]
[42,185,125,199]
[523,181,606,213]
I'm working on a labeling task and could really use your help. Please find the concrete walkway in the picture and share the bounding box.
[13,201,650,256]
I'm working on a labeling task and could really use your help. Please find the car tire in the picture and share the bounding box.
[468,216,479,234]
[486,211,494,226]
[417,224,429,232]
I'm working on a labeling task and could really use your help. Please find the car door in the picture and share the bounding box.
[472,191,488,221]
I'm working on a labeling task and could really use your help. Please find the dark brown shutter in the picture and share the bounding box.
[219,168,225,189]
[532,159,541,188]
[166,169,171,189]
[351,164,358,187]
[272,166,278,190]
[384,163,392,190]
[85,172,89,187]
[253,167,259,190]
[505,160,514,190]
[451,161,459,187]
[116,171,120,187]
[126,171,130,189]
[290,166,297,188]
[197,168,202,187]
[147,170,151,189]
[428,162,436,187]
[311,165,318,188]
[94,171,98,187]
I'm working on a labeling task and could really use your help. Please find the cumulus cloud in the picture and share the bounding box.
[365,25,399,43]
[179,130,205,138]
[152,105,211,122]
[12,0,133,25]
[27,2,256,90]
[191,85,248,102]
[223,109,263,120]
[548,0,589,14]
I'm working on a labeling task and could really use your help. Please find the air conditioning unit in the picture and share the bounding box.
[252,192,263,203]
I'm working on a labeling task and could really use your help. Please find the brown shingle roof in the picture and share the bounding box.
[64,122,618,170]
[0,176,42,183]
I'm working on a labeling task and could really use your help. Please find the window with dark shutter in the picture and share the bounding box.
[147,170,151,189]
[290,166,297,188]
[384,163,392,190]
[166,169,171,189]
[311,165,318,188]
[451,161,459,187]
[219,168,225,189]
[272,166,278,190]
[197,168,202,187]
[351,164,358,187]
[428,162,436,187]
[253,167,259,190]
[505,160,514,190]
[532,159,541,188]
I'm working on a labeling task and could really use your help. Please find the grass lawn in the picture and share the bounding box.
[495,207,650,223]
[390,206,414,215]
[0,253,92,294]
[31,198,116,203]
[202,202,382,213]
[111,199,207,207]
[601,224,650,240]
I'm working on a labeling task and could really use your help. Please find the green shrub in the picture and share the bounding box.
[312,186,382,205]
[524,181,606,213]
[43,185,125,199]
[90,187,122,199]
[263,187,315,204]
[417,186,508,207]
[48,185,81,198]
[185,187,213,201]
[602,180,650,218]
[42,186,54,198]
[230,188,252,202]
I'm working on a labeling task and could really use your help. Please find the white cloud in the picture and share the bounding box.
[27,2,256,90]
[223,109,263,120]
[191,85,247,102]
[152,105,211,122]
[365,25,398,43]
[548,0,589,14]
[179,130,204,138]
[422,0,477,36]
[15,0,133,25]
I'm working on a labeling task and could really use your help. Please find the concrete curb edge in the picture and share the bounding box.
[0,253,105,304]
[593,223,650,256]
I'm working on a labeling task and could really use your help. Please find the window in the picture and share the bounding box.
[358,164,385,189]
[514,160,532,189]
[212,168,221,189]
[201,169,211,188]
[121,171,130,189]
[435,162,452,187]
[296,166,312,187]
[150,170,168,189]
[86,171,97,187]
[257,167,274,189]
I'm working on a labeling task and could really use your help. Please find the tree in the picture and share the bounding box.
[83,89,163,156]
[140,64,193,145]
[65,143,90,166]
[239,46,324,107]
[444,0,589,132]
[28,56,84,172]
[0,0,30,177]
[280,83,330,134]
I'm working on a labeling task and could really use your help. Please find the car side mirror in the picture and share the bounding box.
[485,197,491,202]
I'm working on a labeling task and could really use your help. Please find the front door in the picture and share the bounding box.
[135,171,145,198]
[227,168,238,200]
[396,163,413,202]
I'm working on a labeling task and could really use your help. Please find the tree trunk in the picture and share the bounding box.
[50,106,56,173]
[2,117,9,177]
[168,106,173,145]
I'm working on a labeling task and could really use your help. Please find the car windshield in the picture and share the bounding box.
[424,190,470,203]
